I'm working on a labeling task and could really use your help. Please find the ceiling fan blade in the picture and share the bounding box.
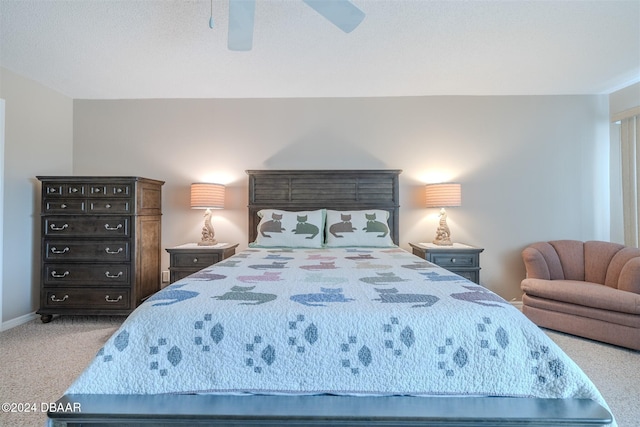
[228,0,256,51]
[302,0,365,33]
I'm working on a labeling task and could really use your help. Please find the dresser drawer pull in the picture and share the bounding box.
[50,270,70,278]
[451,258,456,263]
[105,271,123,278]
[49,223,69,231]
[104,223,123,231]
[50,294,69,302]
[60,203,67,209]
[105,295,123,303]
[50,247,70,254]
[105,247,124,255]
[70,187,80,193]
[193,258,199,263]
[105,203,112,209]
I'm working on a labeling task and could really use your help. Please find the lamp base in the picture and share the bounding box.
[432,208,453,246]
[432,237,453,246]
[199,209,217,246]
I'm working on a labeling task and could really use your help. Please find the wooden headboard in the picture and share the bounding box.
[246,170,402,245]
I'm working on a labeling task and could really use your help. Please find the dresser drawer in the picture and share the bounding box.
[43,288,130,310]
[88,199,131,214]
[44,264,130,286]
[44,240,130,261]
[89,183,132,197]
[172,252,221,268]
[44,217,130,237]
[43,183,86,197]
[429,252,478,268]
[43,200,86,214]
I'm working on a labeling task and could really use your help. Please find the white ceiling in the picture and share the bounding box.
[1,0,639,99]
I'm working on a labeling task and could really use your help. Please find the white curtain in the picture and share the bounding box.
[620,115,640,247]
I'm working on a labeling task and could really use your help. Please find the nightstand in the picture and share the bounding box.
[166,243,239,283]
[409,242,484,284]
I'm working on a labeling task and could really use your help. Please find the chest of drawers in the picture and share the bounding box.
[37,176,164,322]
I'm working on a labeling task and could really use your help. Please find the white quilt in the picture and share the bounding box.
[67,247,610,416]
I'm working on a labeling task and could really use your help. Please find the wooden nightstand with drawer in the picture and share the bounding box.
[409,242,484,285]
[166,243,239,283]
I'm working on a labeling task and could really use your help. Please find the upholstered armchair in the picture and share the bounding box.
[521,240,640,350]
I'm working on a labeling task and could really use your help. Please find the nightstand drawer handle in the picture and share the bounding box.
[105,247,123,254]
[451,258,456,263]
[50,294,69,302]
[70,187,80,193]
[50,247,70,254]
[193,258,199,263]
[51,270,70,278]
[60,203,67,209]
[105,295,123,303]
[105,203,112,209]
[104,223,123,231]
[50,223,69,231]
[105,271,123,278]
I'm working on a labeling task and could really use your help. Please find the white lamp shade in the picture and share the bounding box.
[425,183,461,208]
[190,183,225,209]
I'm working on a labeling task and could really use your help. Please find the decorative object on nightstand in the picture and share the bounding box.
[190,183,225,246]
[409,242,483,284]
[166,243,239,283]
[36,176,164,323]
[425,183,461,246]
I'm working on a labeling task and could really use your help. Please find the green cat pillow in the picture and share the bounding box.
[325,210,395,247]
[250,209,325,248]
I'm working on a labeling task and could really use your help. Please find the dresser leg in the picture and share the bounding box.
[40,314,53,323]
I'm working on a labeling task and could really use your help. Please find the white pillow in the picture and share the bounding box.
[250,209,325,248]
[325,210,395,247]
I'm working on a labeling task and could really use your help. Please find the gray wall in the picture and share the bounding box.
[0,67,73,325]
[72,96,611,302]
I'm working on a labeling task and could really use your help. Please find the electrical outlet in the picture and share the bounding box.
[162,271,170,283]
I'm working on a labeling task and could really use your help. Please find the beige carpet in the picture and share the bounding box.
[0,315,637,427]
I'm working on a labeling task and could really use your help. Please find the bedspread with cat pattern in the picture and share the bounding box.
[66,248,611,415]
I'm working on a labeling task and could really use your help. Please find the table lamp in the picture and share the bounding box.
[425,183,461,246]
[190,183,225,246]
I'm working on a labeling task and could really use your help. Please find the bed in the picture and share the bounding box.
[48,169,614,426]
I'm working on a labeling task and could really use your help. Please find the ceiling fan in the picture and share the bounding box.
[214,0,366,51]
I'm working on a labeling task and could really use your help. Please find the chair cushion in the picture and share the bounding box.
[521,278,640,315]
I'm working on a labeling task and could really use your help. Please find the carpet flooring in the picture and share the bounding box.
[0,315,637,427]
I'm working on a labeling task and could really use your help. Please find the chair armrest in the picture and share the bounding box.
[522,247,551,280]
[618,257,640,294]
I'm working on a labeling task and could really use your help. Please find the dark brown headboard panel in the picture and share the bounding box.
[246,170,402,245]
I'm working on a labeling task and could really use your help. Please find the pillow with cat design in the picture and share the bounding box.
[325,210,395,247]
[250,209,325,248]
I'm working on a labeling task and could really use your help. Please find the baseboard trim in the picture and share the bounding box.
[1,311,38,331]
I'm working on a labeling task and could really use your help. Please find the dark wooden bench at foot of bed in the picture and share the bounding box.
[50,394,612,427]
